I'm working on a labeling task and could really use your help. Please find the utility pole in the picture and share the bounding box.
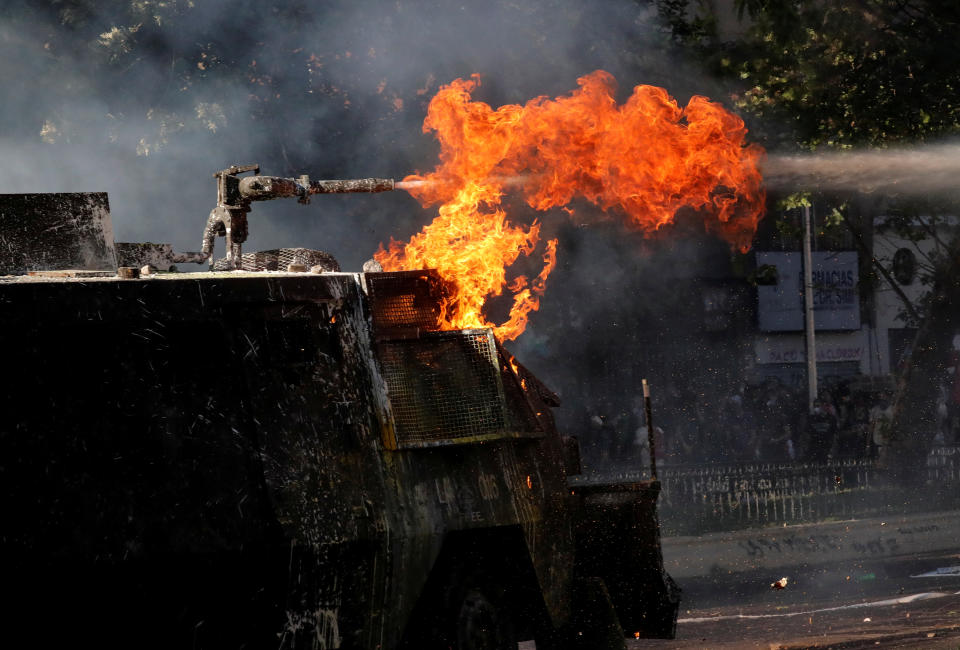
[803,204,818,413]
[643,379,657,480]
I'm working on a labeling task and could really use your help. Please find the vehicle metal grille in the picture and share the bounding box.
[379,329,506,446]
[365,270,444,335]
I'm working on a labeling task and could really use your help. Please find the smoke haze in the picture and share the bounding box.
[0,0,759,454]
[0,1,720,257]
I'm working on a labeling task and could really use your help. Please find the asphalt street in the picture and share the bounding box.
[632,550,960,648]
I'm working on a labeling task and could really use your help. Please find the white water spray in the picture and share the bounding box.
[762,143,960,195]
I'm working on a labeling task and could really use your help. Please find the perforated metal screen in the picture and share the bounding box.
[379,329,506,446]
[213,248,340,272]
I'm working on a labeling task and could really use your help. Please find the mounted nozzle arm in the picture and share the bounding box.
[201,164,396,270]
[238,175,395,201]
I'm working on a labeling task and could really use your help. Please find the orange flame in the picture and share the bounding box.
[505,353,528,391]
[376,70,765,340]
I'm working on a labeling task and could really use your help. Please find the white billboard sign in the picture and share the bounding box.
[754,331,866,364]
[757,251,860,331]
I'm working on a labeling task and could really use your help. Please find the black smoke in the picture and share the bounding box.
[0,0,753,465]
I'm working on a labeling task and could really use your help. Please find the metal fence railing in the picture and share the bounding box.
[658,458,882,534]
[579,446,960,535]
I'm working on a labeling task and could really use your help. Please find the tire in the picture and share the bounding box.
[400,568,519,650]
[453,586,516,650]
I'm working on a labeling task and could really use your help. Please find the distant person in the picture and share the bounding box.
[949,343,960,444]
[578,409,604,471]
[783,422,800,461]
[588,413,607,465]
[835,387,863,458]
[736,406,759,461]
[817,388,840,426]
[762,421,794,462]
[671,416,699,463]
[868,393,894,458]
[634,424,665,469]
[805,400,837,463]
[609,410,635,467]
[717,395,743,463]
[588,411,622,467]
[694,398,719,462]
[757,381,796,461]
[846,397,871,458]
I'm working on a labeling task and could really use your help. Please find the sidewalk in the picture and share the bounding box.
[662,509,960,580]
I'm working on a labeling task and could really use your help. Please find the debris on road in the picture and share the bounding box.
[911,565,960,578]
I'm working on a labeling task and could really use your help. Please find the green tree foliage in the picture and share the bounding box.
[658,1,960,150]
[658,0,960,478]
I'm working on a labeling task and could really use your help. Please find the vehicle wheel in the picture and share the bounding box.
[455,587,515,650]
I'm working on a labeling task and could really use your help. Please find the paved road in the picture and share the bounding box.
[633,591,960,648]
[632,551,960,648]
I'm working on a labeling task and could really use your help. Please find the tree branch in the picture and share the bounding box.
[916,216,950,251]
[842,213,922,322]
